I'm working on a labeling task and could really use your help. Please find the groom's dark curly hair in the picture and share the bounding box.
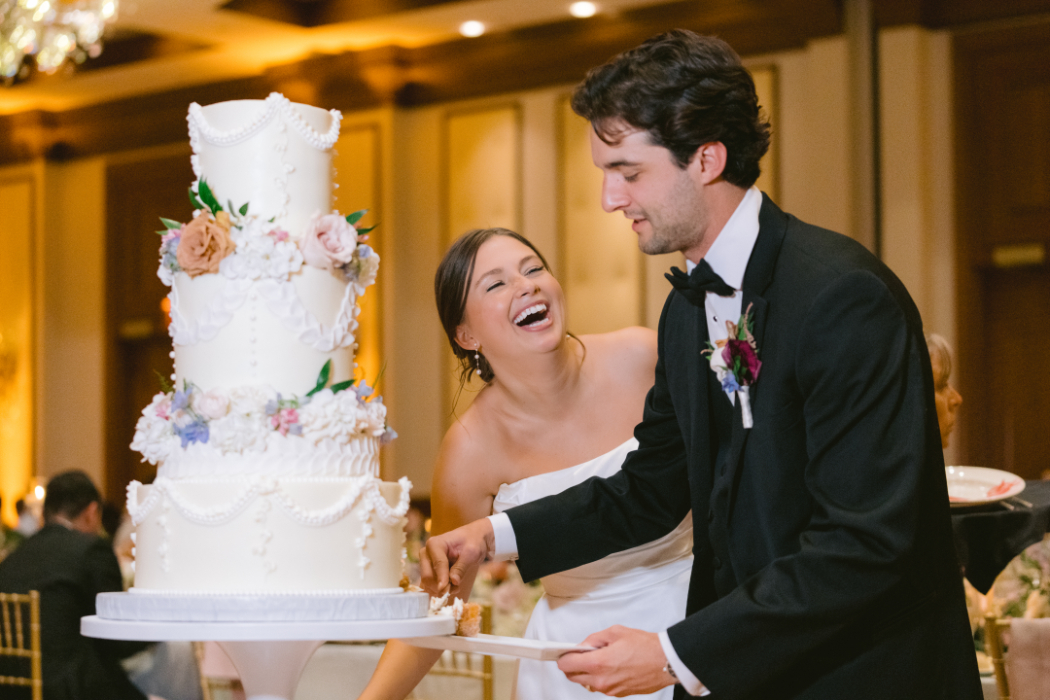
[571,29,771,188]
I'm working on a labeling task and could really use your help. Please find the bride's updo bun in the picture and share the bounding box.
[435,227,552,387]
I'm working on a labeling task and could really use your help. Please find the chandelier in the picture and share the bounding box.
[0,0,118,80]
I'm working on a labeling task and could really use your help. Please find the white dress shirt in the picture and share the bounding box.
[488,187,763,696]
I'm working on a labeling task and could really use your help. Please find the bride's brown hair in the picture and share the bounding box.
[435,227,565,394]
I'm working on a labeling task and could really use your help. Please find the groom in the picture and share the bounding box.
[422,30,981,699]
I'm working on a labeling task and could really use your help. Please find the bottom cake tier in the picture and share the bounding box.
[127,475,411,594]
[96,590,430,622]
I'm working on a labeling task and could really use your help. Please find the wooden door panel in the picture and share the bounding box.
[955,22,1050,479]
[105,150,193,505]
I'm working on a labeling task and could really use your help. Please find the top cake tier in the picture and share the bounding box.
[188,94,342,237]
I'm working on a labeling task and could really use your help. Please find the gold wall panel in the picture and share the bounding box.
[334,123,384,391]
[0,173,37,527]
[443,105,522,244]
[442,105,522,421]
[559,97,644,335]
[752,65,780,202]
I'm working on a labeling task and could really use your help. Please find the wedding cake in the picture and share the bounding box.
[102,94,424,622]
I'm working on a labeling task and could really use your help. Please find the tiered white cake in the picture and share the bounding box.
[102,94,422,622]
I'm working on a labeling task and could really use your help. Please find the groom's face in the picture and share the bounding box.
[590,124,707,257]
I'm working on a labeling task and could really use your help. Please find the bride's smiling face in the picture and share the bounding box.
[456,235,566,361]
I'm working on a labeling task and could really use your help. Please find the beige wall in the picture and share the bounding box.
[37,159,108,489]
[0,163,41,525]
[8,25,958,500]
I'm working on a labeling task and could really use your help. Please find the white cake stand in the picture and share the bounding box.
[81,615,455,700]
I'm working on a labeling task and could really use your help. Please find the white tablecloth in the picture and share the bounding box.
[294,642,517,700]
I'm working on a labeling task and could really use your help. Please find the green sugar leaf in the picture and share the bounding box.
[154,370,174,394]
[188,186,205,211]
[239,202,249,216]
[345,209,368,226]
[198,179,223,213]
[159,217,183,230]
[356,225,375,236]
[305,359,333,397]
[330,379,355,394]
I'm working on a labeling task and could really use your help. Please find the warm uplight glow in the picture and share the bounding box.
[34,485,44,499]
[459,20,485,38]
[569,2,597,18]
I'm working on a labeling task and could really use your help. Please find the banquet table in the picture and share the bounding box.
[952,480,1050,594]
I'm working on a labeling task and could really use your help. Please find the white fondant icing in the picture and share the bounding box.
[131,479,409,594]
[187,94,340,236]
[157,436,379,479]
[172,266,355,393]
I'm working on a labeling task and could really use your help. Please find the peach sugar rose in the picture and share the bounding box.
[300,213,358,270]
[176,211,235,277]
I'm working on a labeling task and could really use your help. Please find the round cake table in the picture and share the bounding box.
[81,615,455,700]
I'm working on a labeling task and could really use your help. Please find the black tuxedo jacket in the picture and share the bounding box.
[508,196,982,699]
[0,524,147,700]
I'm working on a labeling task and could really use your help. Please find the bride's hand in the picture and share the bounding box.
[419,517,495,598]
[558,626,676,697]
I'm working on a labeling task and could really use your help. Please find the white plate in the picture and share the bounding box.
[402,633,596,661]
[946,466,1025,508]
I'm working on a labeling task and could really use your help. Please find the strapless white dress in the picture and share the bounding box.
[492,438,694,700]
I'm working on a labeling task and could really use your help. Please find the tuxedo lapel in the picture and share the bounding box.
[723,194,787,519]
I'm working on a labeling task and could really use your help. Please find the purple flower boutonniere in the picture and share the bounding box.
[704,303,762,429]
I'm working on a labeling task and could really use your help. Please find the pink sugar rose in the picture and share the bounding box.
[154,395,172,421]
[271,407,300,436]
[176,211,235,277]
[300,213,358,270]
[194,389,230,420]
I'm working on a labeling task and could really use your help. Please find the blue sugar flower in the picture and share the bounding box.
[380,427,398,445]
[175,420,209,448]
[355,382,374,400]
[172,389,190,411]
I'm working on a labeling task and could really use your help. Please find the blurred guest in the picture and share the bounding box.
[0,471,149,700]
[927,333,963,449]
[0,497,24,562]
[14,498,40,538]
[101,501,124,542]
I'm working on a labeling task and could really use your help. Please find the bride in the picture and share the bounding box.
[358,227,693,700]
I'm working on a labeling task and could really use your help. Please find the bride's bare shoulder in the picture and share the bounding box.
[580,326,657,381]
[433,398,505,489]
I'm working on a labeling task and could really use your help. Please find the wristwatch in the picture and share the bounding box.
[663,662,679,684]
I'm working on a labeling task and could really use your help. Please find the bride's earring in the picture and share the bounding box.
[474,346,482,376]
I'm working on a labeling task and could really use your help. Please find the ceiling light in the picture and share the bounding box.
[569,2,597,18]
[459,20,485,38]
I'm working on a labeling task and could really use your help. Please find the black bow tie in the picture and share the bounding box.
[665,260,735,306]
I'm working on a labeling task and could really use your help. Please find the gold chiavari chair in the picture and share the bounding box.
[0,591,42,700]
[426,602,493,700]
[985,614,1012,700]
[985,613,1050,700]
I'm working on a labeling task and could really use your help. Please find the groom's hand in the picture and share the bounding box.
[558,626,676,697]
[419,518,495,598]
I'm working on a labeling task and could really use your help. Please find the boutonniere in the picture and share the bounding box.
[704,303,762,429]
